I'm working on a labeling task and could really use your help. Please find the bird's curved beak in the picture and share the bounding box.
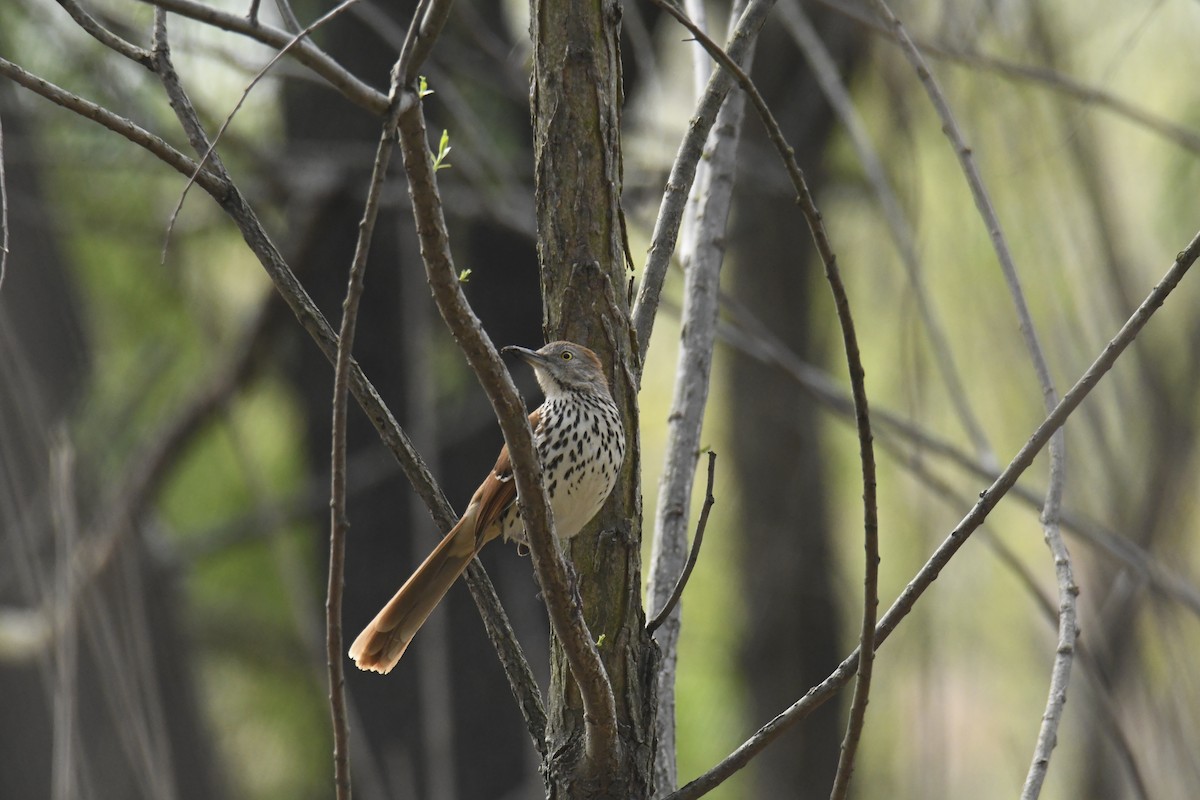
[502,345,544,365]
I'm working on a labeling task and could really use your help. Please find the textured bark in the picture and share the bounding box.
[530,0,658,796]
[727,13,864,799]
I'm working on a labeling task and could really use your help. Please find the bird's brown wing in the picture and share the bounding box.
[469,406,539,547]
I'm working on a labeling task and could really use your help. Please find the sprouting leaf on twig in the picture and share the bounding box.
[433,129,452,171]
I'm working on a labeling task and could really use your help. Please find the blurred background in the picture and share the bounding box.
[3,0,1200,798]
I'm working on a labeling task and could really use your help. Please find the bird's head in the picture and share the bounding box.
[503,341,610,397]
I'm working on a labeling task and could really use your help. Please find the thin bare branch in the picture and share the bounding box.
[137,0,389,115]
[160,0,371,261]
[647,450,716,637]
[324,56,402,800]
[714,298,1200,619]
[778,0,995,468]
[645,0,755,789]
[0,57,227,195]
[830,422,881,800]
[323,0,451,779]
[667,229,1200,799]
[54,0,153,67]
[816,0,1200,156]
[629,0,773,374]
[396,0,454,87]
[979,534,1149,800]
[0,108,7,294]
[864,1,1077,790]
[394,91,618,767]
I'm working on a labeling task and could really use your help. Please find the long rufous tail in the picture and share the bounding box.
[348,513,480,674]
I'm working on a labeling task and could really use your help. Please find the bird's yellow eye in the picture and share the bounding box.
[561,351,573,360]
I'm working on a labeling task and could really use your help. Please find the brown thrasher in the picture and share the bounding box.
[349,341,627,674]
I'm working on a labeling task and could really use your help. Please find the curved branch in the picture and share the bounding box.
[668,230,1200,799]
[54,0,154,67]
[137,0,389,115]
[647,450,716,636]
[778,0,996,468]
[324,53,404,800]
[628,0,773,374]
[649,3,882,794]
[864,1,1076,791]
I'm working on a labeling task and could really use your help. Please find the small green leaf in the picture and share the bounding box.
[458,268,472,283]
[418,75,433,98]
[433,129,453,171]
[596,633,607,648]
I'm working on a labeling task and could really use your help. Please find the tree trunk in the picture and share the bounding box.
[530,0,658,796]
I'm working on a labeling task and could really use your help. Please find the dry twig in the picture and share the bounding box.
[647,450,717,637]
